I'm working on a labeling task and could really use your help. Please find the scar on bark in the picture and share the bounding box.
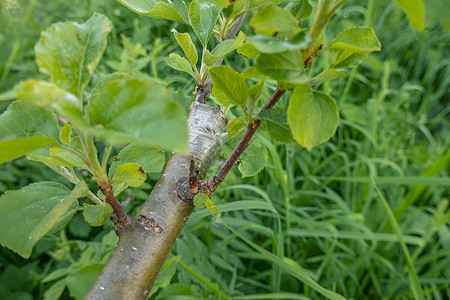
[137,215,163,234]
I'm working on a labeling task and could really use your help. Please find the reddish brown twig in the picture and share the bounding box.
[98,180,130,228]
[200,87,286,195]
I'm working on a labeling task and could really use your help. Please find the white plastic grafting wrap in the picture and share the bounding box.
[188,102,228,178]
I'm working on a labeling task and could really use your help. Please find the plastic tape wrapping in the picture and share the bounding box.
[188,102,228,178]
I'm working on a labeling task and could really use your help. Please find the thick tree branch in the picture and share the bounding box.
[86,103,227,299]
[201,87,286,195]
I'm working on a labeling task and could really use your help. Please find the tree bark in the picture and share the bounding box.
[86,103,227,299]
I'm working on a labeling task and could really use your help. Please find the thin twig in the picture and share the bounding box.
[200,88,286,195]
[98,180,130,228]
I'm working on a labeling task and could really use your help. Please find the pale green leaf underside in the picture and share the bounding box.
[172,29,198,67]
[330,26,381,68]
[237,43,260,59]
[209,66,248,106]
[86,77,189,153]
[249,3,299,35]
[331,27,381,53]
[256,50,306,84]
[109,142,165,176]
[308,68,346,85]
[0,181,88,258]
[204,32,246,65]
[165,53,194,77]
[117,0,189,23]
[35,13,112,97]
[247,32,311,54]
[287,85,339,151]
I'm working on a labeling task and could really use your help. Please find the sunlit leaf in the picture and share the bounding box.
[189,0,221,45]
[117,0,189,23]
[209,66,248,106]
[0,181,88,258]
[249,4,299,35]
[35,13,112,97]
[172,29,198,67]
[204,32,246,65]
[112,162,147,187]
[86,78,189,153]
[287,85,339,151]
[0,101,60,164]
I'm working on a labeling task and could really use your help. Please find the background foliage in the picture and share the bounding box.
[0,0,449,299]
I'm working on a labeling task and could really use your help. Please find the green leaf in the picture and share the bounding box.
[109,143,165,177]
[330,26,381,68]
[308,68,346,85]
[249,4,299,36]
[204,32,246,65]
[259,107,294,143]
[238,138,268,177]
[43,279,66,300]
[206,198,219,214]
[222,135,268,177]
[209,66,248,106]
[237,43,260,59]
[112,162,147,187]
[165,53,195,77]
[189,0,221,45]
[423,0,450,28]
[193,193,209,208]
[49,145,89,170]
[0,101,60,164]
[285,0,313,20]
[227,117,247,139]
[393,0,425,30]
[82,204,113,226]
[242,66,262,78]
[172,30,198,67]
[60,123,73,145]
[247,32,311,54]
[86,78,189,153]
[149,256,181,298]
[118,0,189,23]
[0,181,88,258]
[287,85,339,151]
[67,264,103,300]
[247,79,265,115]
[35,13,112,97]
[256,50,306,84]
[9,80,83,123]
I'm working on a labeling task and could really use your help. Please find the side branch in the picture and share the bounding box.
[201,87,285,195]
[98,180,130,228]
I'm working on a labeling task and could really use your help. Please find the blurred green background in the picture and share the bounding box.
[0,0,449,299]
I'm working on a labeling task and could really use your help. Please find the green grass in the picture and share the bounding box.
[0,0,449,299]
